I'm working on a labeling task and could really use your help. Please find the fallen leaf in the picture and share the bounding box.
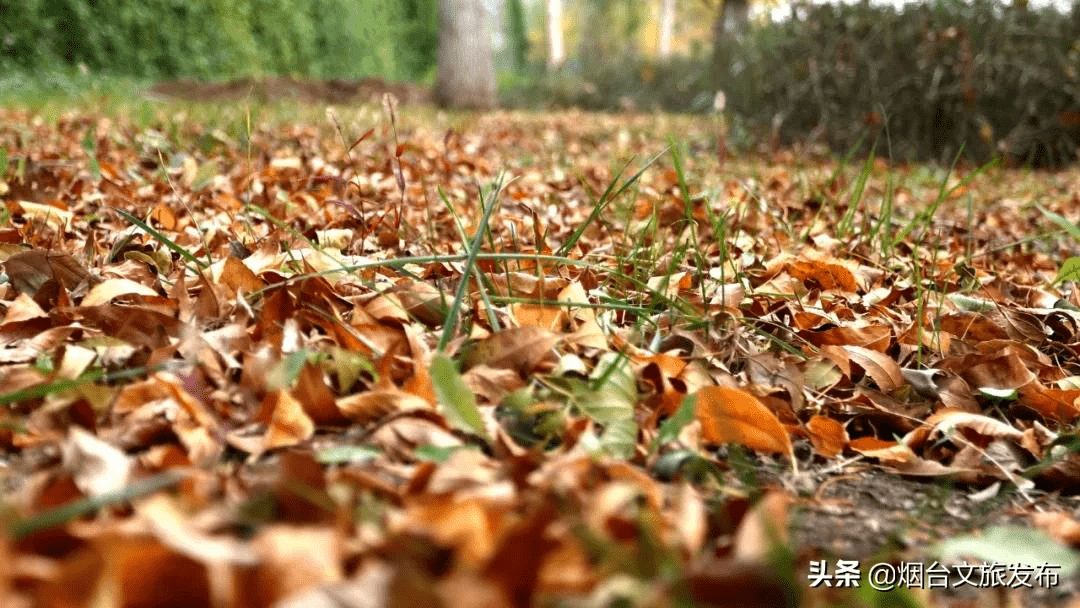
[461,326,561,374]
[694,386,794,461]
[805,415,847,458]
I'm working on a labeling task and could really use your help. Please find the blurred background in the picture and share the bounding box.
[1,0,1078,166]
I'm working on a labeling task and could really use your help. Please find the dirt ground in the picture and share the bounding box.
[789,453,1080,606]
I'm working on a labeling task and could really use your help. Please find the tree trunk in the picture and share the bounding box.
[436,0,497,109]
[546,0,565,71]
[657,0,676,60]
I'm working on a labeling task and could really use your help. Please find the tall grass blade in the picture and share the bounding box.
[438,173,507,350]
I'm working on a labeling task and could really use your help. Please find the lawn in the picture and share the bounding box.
[1,82,1080,607]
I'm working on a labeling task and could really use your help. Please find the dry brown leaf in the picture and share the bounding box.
[461,326,561,374]
[293,362,348,425]
[392,496,502,567]
[732,490,792,561]
[841,345,904,391]
[61,427,132,498]
[263,390,315,449]
[12,200,73,230]
[364,291,412,324]
[220,255,265,296]
[3,249,90,296]
[510,302,565,330]
[393,280,450,327]
[803,324,892,351]
[149,203,177,230]
[670,483,707,556]
[234,525,344,607]
[80,277,158,306]
[108,537,214,608]
[920,410,1023,446]
[336,388,430,424]
[463,364,526,404]
[954,346,1037,391]
[0,291,48,324]
[1018,384,1080,421]
[786,257,858,292]
[683,558,797,607]
[939,311,1010,341]
[1032,511,1080,547]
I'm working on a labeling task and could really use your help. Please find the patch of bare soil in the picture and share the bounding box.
[792,461,1080,606]
[147,75,431,106]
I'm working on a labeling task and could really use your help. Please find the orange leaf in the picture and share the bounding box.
[510,302,566,330]
[220,255,265,296]
[292,363,348,425]
[1018,385,1080,422]
[786,258,858,292]
[694,386,793,461]
[806,415,847,458]
[848,436,896,452]
[262,390,314,449]
[732,490,792,561]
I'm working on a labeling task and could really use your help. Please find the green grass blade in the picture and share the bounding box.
[0,364,166,406]
[837,138,877,239]
[557,147,668,257]
[113,207,209,270]
[438,173,507,350]
[9,471,185,540]
[1038,205,1080,243]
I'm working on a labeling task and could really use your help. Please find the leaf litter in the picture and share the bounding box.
[0,103,1079,606]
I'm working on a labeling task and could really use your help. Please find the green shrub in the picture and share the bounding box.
[505,0,529,73]
[505,0,1080,166]
[397,0,439,81]
[717,0,1080,165]
[0,0,437,81]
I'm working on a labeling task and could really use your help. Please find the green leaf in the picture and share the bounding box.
[599,417,637,459]
[430,354,489,440]
[946,293,996,312]
[977,386,1017,400]
[266,350,309,391]
[657,393,696,448]
[580,354,636,422]
[573,352,638,458]
[1040,206,1080,242]
[1054,257,1080,286]
[934,526,1080,573]
[316,445,380,464]
[81,130,101,182]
